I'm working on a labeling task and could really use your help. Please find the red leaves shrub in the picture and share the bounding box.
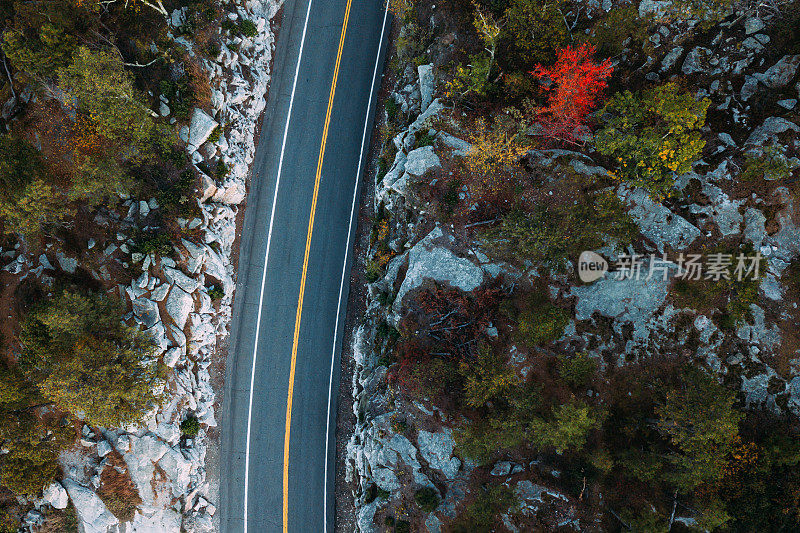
[392,283,504,388]
[530,44,613,146]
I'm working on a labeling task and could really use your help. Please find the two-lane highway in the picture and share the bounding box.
[220,0,389,531]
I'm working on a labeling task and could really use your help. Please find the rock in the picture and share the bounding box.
[491,461,514,476]
[200,173,218,203]
[158,447,192,497]
[151,283,170,302]
[404,146,441,177]
[159,101,170,117]
[437,132,471,157]
[164,266,201,294]
[63,479,119,533]
[96,440,112,458]
[164,347,182,367]
[188,108,219,148]
[682,47,713,75]
[132,298,161,329]
[515,480,548,502]
[741,75,758,101]
[744,17,765,34]
[756,55,800,89]
[211,179,246,205]
[166,286,194,329]
[425,514,442,533]
[139,200,150,218]
[418,64,435,110]
[660,46,683,71]
[744,208,767,247]
[742,36,764,53]
[639,0,671,17]
[417,428,460,479]
[619,187,702,252]
[788,376,800,416]
[393,227,485,311]
[778,99,797,110]
[55,251,78,274]
[131,509,183,532]
[171,7,186,27]
[182,239,208,274]
[146,322,170,352]
[571,266,674,350]
[356,499,380,533]
[745,117,800,146]
[183,512,214,533]
[42,482,69,509]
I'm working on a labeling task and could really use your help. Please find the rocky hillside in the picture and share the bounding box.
[0,1,281,531]
[345,0,800,531]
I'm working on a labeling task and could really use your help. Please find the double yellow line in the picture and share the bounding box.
[283,0,353,530]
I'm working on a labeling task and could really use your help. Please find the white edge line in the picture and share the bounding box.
[322,4,390,533]
[243,0,314,531]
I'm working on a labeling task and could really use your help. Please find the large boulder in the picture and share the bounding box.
[756,55,800,89]
[42,481,68,509]
[62,479,119,533]
[681,46,713,75]
[188,109,219,149]
[392,227,485,311]
[163,266,201,294]
[417,429,461,479]
[211,179,246,205]
[639,0,671,17]
[132,298,161,329]
[404,146,441,177]
[619,187,702,252]
[745,117,800,146]
[418,64,435,111]
[165,287,194,330]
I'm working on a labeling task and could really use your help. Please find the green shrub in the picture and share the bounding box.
[215,160,230,179]
[460,344,517,408]
[180,415,200,437]
[20,291,162,428]
[558,352,598,388]
[588,6,647,58]
[445,54,494,99]
[135,232,174,256]
[414,487,440,512]
[365,259,381,282]
[221,19,237,33]
[741,146,793,181]
[385,97,399,122]
[656,368,742,492]
[518,304,569,345]
[595,83,710,199]
[503,0,568,67]
[482,189,636,271]
[208,285,225,301]
[238,19,258,37]
[207,125,222,144]
[450,485,519,533]
[414,130,436,149]
[514,292,569,346]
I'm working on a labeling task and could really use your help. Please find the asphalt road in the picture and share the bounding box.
[219,0,389,531]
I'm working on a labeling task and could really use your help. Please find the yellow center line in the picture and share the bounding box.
[283,0,353,531]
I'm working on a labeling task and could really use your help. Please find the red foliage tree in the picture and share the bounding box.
[530,44,613,146]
